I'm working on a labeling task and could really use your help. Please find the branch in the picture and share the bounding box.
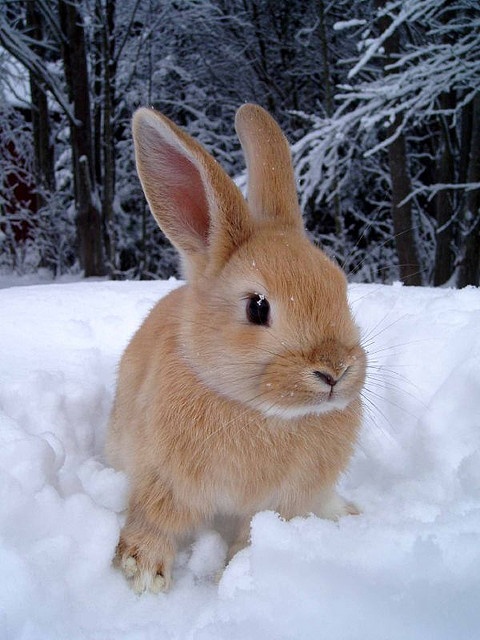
[0,19,78,125]
[399,182,480,207]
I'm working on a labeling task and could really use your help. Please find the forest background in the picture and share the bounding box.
[0,0,479,287]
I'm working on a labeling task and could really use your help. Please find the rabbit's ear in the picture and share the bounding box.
[132,108,253,277]
[235,104,303,231]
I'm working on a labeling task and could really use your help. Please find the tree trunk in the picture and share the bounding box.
[58,0,105,277]
[26,1,55,203]
[317,0,344,247]
[384,123,422,285]
[433,146,455,286]
[93,3,103,190]
[92,0,117,276]
[457,93,480,287]
[377,1,422,286]
[102,0,117,275]
[433,95,456,286]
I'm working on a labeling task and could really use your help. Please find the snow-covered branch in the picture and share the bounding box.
[0,17,77,124]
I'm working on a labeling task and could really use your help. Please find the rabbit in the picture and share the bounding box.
[106,103,367,594]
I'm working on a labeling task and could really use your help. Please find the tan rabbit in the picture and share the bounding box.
[106,104,366,593]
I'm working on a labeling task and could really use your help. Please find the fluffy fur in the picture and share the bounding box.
[106,104,367,593]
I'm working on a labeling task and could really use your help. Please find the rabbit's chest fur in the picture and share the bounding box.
[108,289,360,519]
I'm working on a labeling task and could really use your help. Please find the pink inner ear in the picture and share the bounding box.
[158,143,210,245]
[143,136,210,246]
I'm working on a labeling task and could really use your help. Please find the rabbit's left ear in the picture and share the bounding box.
[235,104,304,231]
[132,107,253,278]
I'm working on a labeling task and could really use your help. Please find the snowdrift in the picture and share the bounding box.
[1,280,479,639]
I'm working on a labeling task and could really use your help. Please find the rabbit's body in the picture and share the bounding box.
[108,286,361,516]
[107,104,366,593]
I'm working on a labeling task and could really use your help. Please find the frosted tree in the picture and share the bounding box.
[294,0,480,285]
[0,0,103,275]
[0,0,147,277]
[107,0,343,277]
[3,0,477,285]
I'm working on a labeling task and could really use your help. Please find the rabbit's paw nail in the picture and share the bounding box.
[131,569,168,594]
[132,571,149,595]
[122,555,139,579]
[150,572,168,594]
[345,500,361,516]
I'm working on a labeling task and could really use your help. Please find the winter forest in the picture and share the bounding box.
[1,3,480,637]
[0,0,479,287]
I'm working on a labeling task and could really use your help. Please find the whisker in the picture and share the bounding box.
[364,377,425,411]
[366,365,421,393]
[360,391,396,438]
[361,313,408,346]
[362,386,420,423]
[341,216,380,273]
[365,338,430,357]
[345,223,424,282]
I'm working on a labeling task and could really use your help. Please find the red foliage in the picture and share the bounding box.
[1,132,37,243]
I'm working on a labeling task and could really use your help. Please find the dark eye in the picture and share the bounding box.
[246,294,270,326]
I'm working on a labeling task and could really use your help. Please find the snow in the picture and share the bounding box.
[333,19,367,31]
[0,48,31,108]
[1,278,479,639]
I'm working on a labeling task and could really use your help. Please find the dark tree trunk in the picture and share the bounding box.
[433,95,456,286]
[433,146,455,286]
[377,1,422,286]
[26,1,55,204]
[317,0,344,245]
[102,0,117,275]
[93,5,103,191]
[58,0,105,277]
[384,123,422,285]
[458,93,480,287]
[92,0,117,276]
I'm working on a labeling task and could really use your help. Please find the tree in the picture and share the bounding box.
[1,0,479,285]
[25,1,55,205]
[294,0,480,285]
[58,0,105,276]
[0,0,104,275]
[375,0,422,285]
[458,93,480,286]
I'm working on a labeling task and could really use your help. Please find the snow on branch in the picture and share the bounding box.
[348,0,441,79]
[0,17,77,124]
[294,0,480,206]
[400,182,480,207]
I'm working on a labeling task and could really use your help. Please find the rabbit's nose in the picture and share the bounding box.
[313,371,337,387]
[313,366,349,387]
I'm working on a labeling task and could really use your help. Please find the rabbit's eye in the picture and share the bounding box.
[246,294,270,326]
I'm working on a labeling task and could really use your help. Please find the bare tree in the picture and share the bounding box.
[58,0,105,276]
[458,93,480,286]
[25,1,55,205]
[376,0,422,285]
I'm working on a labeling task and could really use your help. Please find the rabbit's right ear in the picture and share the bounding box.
[235,104,303,232]
[132,108,253,277]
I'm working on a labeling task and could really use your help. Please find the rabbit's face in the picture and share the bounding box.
[181,224,366,420]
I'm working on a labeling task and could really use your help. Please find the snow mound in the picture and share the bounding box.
[0,280,479,639]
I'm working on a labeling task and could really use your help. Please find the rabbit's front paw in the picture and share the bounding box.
[114,534,173,594]
[312,488,361,521]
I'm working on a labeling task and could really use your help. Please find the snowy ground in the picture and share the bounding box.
[1,278,479,640]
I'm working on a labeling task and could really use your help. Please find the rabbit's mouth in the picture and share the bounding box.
[246,343,366,421]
